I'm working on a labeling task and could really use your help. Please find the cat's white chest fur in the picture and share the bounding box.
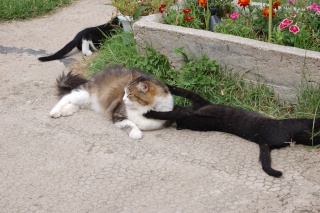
[127,94,174,130]
[115,92,174,139]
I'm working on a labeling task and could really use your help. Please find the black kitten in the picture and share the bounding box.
[144,85,320,177]
[38,17,121,61]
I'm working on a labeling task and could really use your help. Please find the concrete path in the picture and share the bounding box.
[0,0,319,212]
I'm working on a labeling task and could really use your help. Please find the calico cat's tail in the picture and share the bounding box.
[38,37,79,61]
[259,144,283,177]
[56,71,88,97]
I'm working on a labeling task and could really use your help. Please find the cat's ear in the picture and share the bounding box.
[137,82,148,92]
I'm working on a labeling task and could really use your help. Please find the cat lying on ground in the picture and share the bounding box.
[144,85,320,177]
[38,17,121,61]
[50,65,173,139]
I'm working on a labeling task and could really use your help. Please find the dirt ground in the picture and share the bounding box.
[0,0,319,212]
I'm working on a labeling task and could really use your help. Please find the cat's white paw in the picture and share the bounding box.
[129,128,143,140]
[49,107,62,118]
[84,50,92,56]
[61,104,79,116]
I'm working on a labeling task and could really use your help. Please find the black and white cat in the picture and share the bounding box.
[144,85,320,177]
[38,17,121,61]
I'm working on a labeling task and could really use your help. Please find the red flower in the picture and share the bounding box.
[262,8,276,17]
[183,8,191,14]
[184,16,194,22]
[238,0,251,8]
[198,0,207,7]
[158,4,166,13]
[159,7,165,13]
[160,4,166,8]
[272,1,281,9]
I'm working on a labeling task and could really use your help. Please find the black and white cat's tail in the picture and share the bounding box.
[38,37,80,61]
[259,144,283,177]
[56,71,88,97]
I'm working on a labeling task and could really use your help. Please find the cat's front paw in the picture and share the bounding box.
[61,104,79,116]
[84,50,93,56]
[129,128,143,139]
[49,107,62,118]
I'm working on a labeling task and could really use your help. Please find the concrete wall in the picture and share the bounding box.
[133,14,320,101]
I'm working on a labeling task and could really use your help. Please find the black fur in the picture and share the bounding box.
[56,72,87,97]
[144,85,320,177]
[38,17,121,61]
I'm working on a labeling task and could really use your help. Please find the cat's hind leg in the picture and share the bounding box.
[114,119,143,139]
[82,39,93,56]
[88,40,98,52]
[50,89,90,118]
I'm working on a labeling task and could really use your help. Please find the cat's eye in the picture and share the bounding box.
[127,94,138,100]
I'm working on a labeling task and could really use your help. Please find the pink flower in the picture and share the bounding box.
[289,24,300,34]
[230,13,241,19]
[279,18,294,31]
[306,4,320,11]
[279,23,287,31]
[281,19,293,26]
[287,0,295,4]
[291,14,296,18]
[311,3,320,11]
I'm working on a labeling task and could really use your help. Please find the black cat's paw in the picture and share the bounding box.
[165,84,176,92]
[143,110,156,118]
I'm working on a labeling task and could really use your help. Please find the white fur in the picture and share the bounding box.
[114,119,142,139]
[121,91,174,132]
[49,88,90,118]
[90,93,103,114]
[81,39,93,56]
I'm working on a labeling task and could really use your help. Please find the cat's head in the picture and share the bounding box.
[123,76,172,110]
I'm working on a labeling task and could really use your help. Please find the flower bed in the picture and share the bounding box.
[133,13,320,101]
[160,0,320,52]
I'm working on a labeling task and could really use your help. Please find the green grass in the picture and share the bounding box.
[86,31,320,120]
[0,0,75,21]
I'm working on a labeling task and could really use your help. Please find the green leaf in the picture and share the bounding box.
[133,5,150,20]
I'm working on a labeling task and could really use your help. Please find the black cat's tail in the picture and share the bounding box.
[38,36,79,61]
[259,144,283,177]
[56,71,88,97]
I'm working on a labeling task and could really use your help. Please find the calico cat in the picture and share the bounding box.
[50,65,174,139]
[38,17,121,61]
[144,85,320,177]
